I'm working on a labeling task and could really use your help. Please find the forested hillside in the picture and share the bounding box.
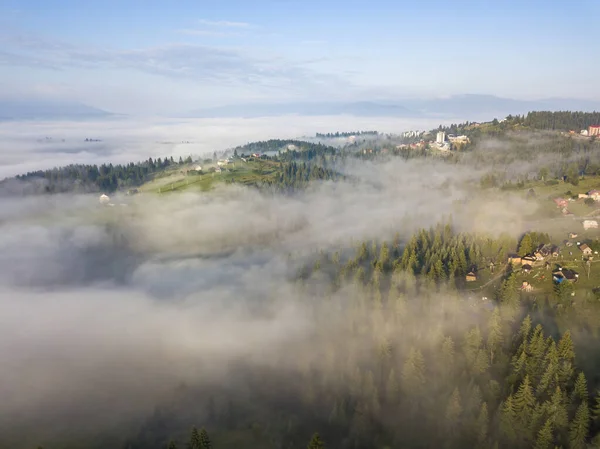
[514,111,600,132]
[109,223,600,449]
[4,156,191,194]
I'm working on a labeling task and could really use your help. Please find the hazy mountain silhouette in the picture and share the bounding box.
[180,95,600,119]
[0,99,115,121]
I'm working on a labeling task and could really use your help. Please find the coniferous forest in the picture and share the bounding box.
[4,114,600,449]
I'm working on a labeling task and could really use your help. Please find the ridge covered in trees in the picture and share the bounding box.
[316,131,378,138]
[26,222,600,449]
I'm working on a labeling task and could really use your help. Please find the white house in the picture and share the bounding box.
[588,190,600,201]
[99,194,110,204]
[193,165,202,171]
[583,220,598,230]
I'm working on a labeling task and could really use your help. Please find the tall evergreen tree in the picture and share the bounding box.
[189,427,201,449]
[199,428,212,449]
[569,402,590,449]
[307,432,325,449]
[487,308,504,364]
[572,372,589,405]
[500,396,517,445]
[533,419,554,449]
[476,402,488,447]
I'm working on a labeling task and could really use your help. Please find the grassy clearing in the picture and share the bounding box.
[139,160,281,194]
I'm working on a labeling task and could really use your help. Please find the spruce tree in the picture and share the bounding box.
[401,347,425,396]
[476,402,489,447]
[534,419,554,449]
[571,372,589,405]
[593,391,600,421]
[518,233,534,257]
[486,308,503,364]
[544,387,568,439]
[189,427,201,449]
[514,376,536,437]
[500,395,517,445]
[445,387,463,428]
[199,428,212,449]
[307,432,325,449]
[569,402,590,449]
[519,315,532,344]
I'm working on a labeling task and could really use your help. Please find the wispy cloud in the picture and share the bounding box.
[0,33,349,97]
[176,29,238,37]
[197,19,253,28]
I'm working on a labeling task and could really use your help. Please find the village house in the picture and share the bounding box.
[569,232,578,239]
[553,268,579,284]
[588,190,600,201]
[554,198,569,208]
[521,281,533,292]
[521,255,537,265]
[508,254,522,265]
[580,244,593,256]
[466,272,477,282]
[583,220,599,230]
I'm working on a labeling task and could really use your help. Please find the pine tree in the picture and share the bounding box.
[544,387,568,436]
[514,376,536,435]
[476,402,489,447]
[569,402,590,449]
[402,347,425,395]
[519,315,532,344]
[168,441,178,449]
[500,396,517,444]
[487,308,504,364]
[593,391,600,421]
[199,428,211,449]
[534,419,554,449]
[518,233,534,257]
[189,427,201,449]
[445,387,463,427]
[307,432,325,449]
[557,331,575,384]
[441,336,456,377]
[571,372,589,405]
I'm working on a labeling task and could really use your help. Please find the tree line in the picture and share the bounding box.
[316,131,379,138]
[4,156,194,195]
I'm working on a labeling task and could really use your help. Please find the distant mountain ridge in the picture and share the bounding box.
[0,99,116,121]
[179,95,600,120]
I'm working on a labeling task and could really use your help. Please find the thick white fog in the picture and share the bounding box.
[0,116,542,446]
[0,115,460,178]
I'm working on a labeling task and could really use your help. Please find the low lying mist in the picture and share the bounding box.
[0,147,539,447]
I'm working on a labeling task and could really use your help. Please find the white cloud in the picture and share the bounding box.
[197,19,253,28]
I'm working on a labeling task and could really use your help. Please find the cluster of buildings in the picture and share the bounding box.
[434,131,470,150]
[508,242,583,288]
[554,190,600,216]
[579,125,600,137]
[508,243,561,269]
[401,130,425,139]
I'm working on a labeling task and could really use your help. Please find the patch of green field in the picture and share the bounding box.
[140,160,282,194]
[527,176,600,200]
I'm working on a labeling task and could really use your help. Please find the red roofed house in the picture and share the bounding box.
[588,190,600,201]
[589,125,600,137]
[554,198,569,208]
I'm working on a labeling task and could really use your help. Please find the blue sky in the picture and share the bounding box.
[1,0,598,114]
